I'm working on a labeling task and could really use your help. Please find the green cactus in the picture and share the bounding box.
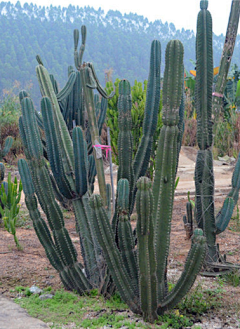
[89,39,206,322]
[0,172,22,250]
[18,94,107,293]
[18,25,208,323]
[0,124,13,162]
[153,39,184,300]
[193,0,240,269]
[212,0,240,114]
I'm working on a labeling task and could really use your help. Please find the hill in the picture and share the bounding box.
[0,1,239,105]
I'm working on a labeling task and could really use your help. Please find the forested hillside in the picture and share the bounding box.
[0,1,240,105]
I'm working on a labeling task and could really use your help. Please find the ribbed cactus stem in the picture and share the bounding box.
[80,65,107,205]
[36,64,75,180]
[117,80,134,207]
[195,2,218,261]
[0,163,5,184]
[195,2,213,150]
[152,40,184,301]
[158,229,206,313]
[136,177,157,323]
[133,40,161,184]
[89,194,141,314]
[117,179,138,291]
[213,0,240,113]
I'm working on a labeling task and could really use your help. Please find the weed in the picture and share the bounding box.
[14,287,197,328]
[157,312,193,329]
[178,283,223,316]
[228,204,240,232]
[222,270,240,287]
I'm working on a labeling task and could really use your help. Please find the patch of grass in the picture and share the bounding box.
[228,204,240,232]
[157,311,193,329]
[178,283,223,316]
[15,209,32,228]
[222,270,240,287]
[14,287,203,328]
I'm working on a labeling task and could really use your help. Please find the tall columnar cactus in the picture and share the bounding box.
[194,0,240,268]
[153,39,184,300]
[132,40,161,184]
[117,80,134,208]
[73,26,114,206]
[89,39,207,322]
[212,0,240,113]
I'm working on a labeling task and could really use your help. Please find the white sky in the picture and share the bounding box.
[14,0,237,36]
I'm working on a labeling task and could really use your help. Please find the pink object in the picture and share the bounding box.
[212,92,223,98]
[93,144,112,159]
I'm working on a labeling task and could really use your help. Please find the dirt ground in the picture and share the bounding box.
[0,147,240,327]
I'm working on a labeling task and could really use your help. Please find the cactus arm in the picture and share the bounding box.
[88,154,97,193]
[177,85,185,163]
[106,183,112,219]
[18,159,65,272]
[133,40,161,182]
[36,54,44,66]
[56,71,76,102]
[74,26,87,69]
[89,194,141,315]
[195,1,213,150]
[117,179,138,291]
[98,97,108,136]
[152,40,184,301]
[36,64,74,173]
[0,163,5,184]
[49,74,59,94]
[72,127,88,197]
[216,151,240,234]
[20,98,43,160]
[2,136,13,157]
[195,2,218,261]
[41,97,73,199]
[117,80,134,208]
[213,0,240,113]
[158,229,206,313]
[136,177,158,323]
[88,63,115,99]
[79,25,87,65]
[80,65,107,205]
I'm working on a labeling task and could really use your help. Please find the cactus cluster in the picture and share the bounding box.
[18,25,207,321]
[25,0,240,319]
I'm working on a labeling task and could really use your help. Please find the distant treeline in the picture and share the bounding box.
[0,1,239,105]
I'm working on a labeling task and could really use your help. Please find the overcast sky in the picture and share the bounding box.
[13,0,236,36]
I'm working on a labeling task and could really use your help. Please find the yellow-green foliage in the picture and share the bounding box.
[106,79,162,177]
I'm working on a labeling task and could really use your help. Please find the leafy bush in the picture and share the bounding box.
[106,78,162,178]
[0,82,25,160]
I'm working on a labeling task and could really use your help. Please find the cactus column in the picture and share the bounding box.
[212,0,240,114]
[195,0,218,262]
[152,39,184,301]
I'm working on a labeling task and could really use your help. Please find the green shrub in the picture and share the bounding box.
[106,79,162,178]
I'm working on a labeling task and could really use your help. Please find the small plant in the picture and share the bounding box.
[178,283,223,316]
[223,270,240,287]
[0,172,23,250]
